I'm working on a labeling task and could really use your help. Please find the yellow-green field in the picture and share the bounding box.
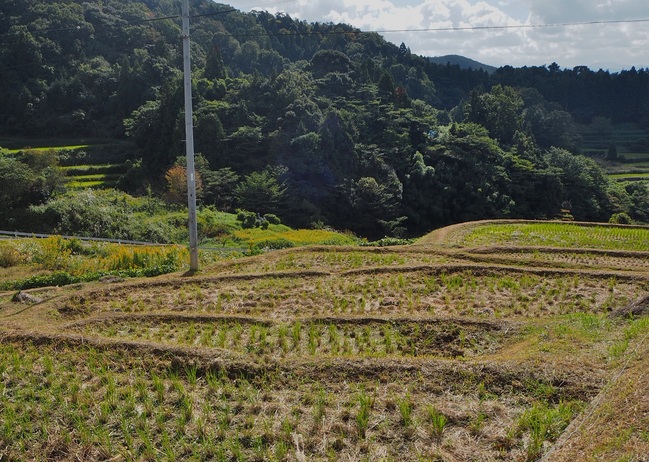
[419,220,649,251]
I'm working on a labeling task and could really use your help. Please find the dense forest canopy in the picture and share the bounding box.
[0,0,647,239]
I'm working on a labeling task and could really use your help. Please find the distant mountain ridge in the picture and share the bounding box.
[429,54,497,74]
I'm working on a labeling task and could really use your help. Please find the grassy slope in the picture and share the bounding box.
[1,220,648,460]
[541,329,649,461]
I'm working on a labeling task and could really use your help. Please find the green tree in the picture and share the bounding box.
[310,50,352,78]
[0,158,40,226]
[332,144,406,238]
[464,85,522,144]
[377,70,396,102]
[194,103,226,166]
[525,107,581,151]
[400,151,437,232]
[201,167,240,211]
[234,167,288,216]
[340,176,404,239]
[0,152,65,228]
[236,41,261,74]
[504,153,563,219]
[606,142,618,161]
[624,182,649,223]
[204,46,227,80]
[425,123,513,225]
[544,148,611,221]
[124,79,184,171]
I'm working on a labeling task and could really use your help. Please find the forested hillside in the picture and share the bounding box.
[1,0,647,239]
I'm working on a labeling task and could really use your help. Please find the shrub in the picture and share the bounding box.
[198,208,233,238]
[248,238,294,253]
[236,209,270,229]
[0,244,22,268]
[263,213,281,225]
[236,209,258,229]
[104,246,185,271]
[609,212,633,224]
[6,271,83,290]
[60,237,86,255]
[360,237,415,247]
[32,236,72,270]
[29,190,132,239]
[0,260,184,291]
[29,190,190,243]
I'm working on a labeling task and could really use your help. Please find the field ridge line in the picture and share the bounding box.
[339,262,648,280]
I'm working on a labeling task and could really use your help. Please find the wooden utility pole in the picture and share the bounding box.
[181,0,199,271]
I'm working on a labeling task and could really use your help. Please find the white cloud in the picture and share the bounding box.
[524,0,648,22]
[223,0,649,70]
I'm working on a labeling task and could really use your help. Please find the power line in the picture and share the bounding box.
[191,8,239,19]
[0,8,646,73]
[0,25,82,37]
[375,18,649,34]
[212,17,649,38]
[1,10,647,39]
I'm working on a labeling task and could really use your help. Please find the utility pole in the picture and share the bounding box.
[181,0,199,272]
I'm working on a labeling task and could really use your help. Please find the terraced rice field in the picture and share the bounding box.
[0,138,130,189]
[1,220,648,461]
[61,164,126,189]
[580,123,649,182]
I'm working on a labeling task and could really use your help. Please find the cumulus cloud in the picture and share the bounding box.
[223,0,649,70]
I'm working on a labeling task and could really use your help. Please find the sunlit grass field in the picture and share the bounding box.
[609,172,649,181]
[453,222,649,251]
[233,226,357,249]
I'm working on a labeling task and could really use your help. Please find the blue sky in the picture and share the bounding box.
[220,0,649,71]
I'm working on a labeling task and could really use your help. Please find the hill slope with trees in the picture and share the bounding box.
[0,0,647,239]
